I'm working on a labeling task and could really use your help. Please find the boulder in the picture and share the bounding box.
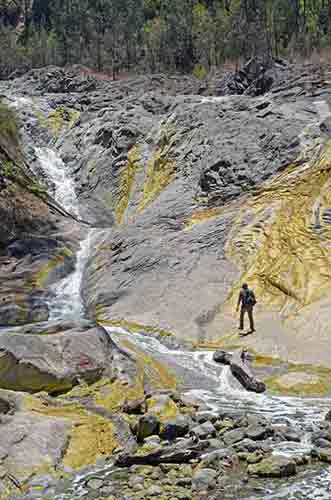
[136,415,160,442]
[312,447,331,463]
[246,424,273,441]
[0,322,110,394]
[192,468,217,491]
[247,456,297,478]
[160,416,192,441]
[223,428,246,446]
[191,421,216,440]
[0,390,70,481]
[233,438,271,454]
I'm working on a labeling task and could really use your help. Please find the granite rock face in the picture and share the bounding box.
[5,67,331,368]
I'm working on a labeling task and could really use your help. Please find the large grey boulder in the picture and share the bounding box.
[0,389,70,481]
[0,322,111,394]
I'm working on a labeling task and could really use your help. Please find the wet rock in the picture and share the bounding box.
[160,416,192,441]
[283,430,301,443]
[230,357,266,394]
[245,424,273,441]
[199,449,236,470]
[192,468,217,491]
[213,351,232,365]
[191,421,216,440]
[223,428,246,446]
[233,438,270,454]
[87,478,104,489]
[312,447,331,463]
[325,410,331,422]
[136,415,160,442]
[247,456,297,478]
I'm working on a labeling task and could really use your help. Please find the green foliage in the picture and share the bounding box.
[1,0,331,77]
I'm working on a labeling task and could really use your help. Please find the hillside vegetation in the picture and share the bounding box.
[1,1,331,78]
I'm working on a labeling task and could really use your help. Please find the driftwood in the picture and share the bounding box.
[115,440,207,467]
[213,350,266,394]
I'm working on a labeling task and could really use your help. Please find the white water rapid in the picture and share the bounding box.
[34,147,90,320]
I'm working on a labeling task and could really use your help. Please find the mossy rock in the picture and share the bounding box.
[147,394,178,421]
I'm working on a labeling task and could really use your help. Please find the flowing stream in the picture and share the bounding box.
[28,147,331,500]
[34,147,90,321]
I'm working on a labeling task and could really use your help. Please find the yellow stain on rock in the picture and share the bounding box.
[121,339,177,391]
[115,145,141,224]
[35,106,80,137]
[138,125,177,212]
[33,247,74,288]
[184,207,224,229]
[23,394,118,469]
[225,143,331,316]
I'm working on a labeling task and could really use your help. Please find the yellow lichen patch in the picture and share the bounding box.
[63,415,117,469]
[147,397,178,421]
[36,107,80,136]
[94,378,144,413]
[101,319,174,338]
[23,394,118,469]
[121,339,177,391]
[185,207,224,229]
[138,125,177,212]
[33,248,74,288]
[251,353,283,368]
[266,369,331,396]
[115,146,141,224]
[225,142,331,316]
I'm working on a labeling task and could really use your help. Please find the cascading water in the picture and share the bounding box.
[8,104,329,500]
[34,147,89,320]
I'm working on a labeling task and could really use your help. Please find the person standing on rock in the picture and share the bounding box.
[236,283,256,334]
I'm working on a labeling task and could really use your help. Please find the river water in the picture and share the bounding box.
[24,146,331,499]
[34,147,90,321]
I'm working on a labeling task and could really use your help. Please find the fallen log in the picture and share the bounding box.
[115,440,207,467]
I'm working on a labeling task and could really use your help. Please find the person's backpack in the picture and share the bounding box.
[243,289,256,306]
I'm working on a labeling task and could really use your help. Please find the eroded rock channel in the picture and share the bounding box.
[0,65,331,499]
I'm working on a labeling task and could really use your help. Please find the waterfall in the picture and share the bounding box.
[34,147,89,321]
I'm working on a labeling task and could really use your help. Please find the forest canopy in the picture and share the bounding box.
[1,0,331,78]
